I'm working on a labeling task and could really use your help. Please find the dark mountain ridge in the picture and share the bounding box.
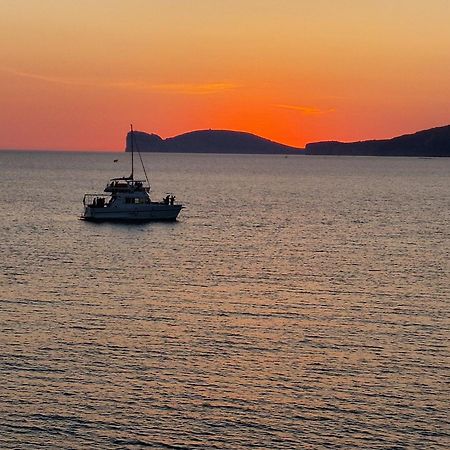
[126,129,302,154]
[305,125,450,157]
[125,125,450,157]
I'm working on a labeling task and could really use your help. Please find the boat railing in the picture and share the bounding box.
[83,193,111,207]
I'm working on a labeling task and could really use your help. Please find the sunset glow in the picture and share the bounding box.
[1,0,449,150]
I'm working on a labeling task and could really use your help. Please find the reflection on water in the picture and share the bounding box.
[0,152,449,448]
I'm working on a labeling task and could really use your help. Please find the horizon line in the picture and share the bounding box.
[1,123,448,153]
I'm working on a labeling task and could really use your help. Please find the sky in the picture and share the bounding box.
[0,0,449,150]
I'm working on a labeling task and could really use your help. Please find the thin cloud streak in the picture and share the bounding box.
[148,82,238,94]
[276,104,335,115]
[2,67,95,86]
[2,68,238,95]
[108,80,239,94]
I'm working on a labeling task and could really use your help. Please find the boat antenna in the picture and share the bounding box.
[130,123,134,180]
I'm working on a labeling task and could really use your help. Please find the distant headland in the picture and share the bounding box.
[126,129,301,155]
[305,125,450,157]
[126,125,450,157]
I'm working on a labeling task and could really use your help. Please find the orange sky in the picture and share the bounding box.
[0,0,449,150]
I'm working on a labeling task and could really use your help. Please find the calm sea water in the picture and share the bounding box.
[0,151,449,449]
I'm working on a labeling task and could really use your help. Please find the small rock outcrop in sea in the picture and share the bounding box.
[305,125,450,157]
[125,129,303,155]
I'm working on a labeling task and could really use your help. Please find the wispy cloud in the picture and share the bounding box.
[2,67,94,86]
[276,104,335,115]
[2,68,238,95]
[105,80,239,94]
[147,82,238,95]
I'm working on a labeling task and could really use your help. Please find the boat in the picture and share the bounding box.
[82,125,183,222]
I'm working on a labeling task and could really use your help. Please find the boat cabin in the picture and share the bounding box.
[104,177,149,193]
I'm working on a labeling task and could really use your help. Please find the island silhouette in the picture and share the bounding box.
[126,129,301,155]
[305,124,450,157]
[126,125,450,157]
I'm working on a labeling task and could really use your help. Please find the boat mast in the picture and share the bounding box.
[129,123,151,189]
[130,123,134,180]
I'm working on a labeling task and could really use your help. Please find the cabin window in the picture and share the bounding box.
[125,197,147,204]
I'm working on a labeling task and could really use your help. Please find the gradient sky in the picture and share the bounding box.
[1,0,449,150]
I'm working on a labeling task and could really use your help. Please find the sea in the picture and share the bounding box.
[0,151,449,449]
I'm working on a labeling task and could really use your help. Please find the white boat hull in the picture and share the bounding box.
[83,203,182,222]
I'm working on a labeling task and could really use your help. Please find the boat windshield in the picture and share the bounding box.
[105,178,148,192]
